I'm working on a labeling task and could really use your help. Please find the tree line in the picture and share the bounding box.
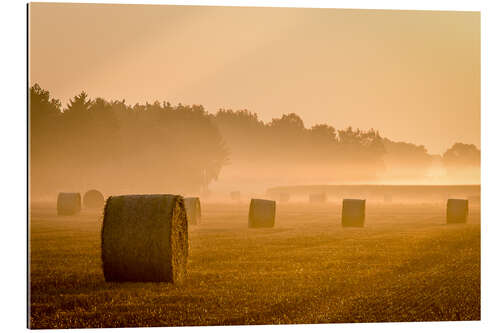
[29,84,480,197]
[30,84,228,197]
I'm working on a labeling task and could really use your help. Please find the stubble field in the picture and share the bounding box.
[29,201,480,328]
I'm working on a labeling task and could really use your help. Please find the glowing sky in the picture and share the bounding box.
[29,3,480,154]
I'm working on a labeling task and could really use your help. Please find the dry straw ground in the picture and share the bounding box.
[29,201,480,328]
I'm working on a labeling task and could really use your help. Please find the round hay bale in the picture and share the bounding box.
[57,192,81,216]
[309,192,326,203]
[83,189,105,209]
[184,197,201,225]
[101,194,188,282]
[467,195,481,207]
[230,191,241,201]
[248,199,276,228]
[279,192,290,203]
[447,199,469,224]
[342,199,365,227]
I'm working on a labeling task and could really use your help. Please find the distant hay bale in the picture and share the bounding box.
[447,199,469,224]
[342,199,366,227]
[248,199,276,228]
[57,192,81,216]
[279,193,290,203]
[269,192,290,202]
[467,195,481,206]
[184,197,201,225]
[101,194,188,282]
[309,192,326,203]
[83,189,105,209]
[230,191,241,201]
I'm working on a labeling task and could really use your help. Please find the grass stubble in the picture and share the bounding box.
[29,201,480,328]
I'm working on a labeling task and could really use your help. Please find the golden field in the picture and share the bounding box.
[29,200,480,328]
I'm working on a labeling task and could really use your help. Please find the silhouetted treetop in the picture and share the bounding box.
[30,84,228,196]
[443,143,480,167]
[30,83,61,121]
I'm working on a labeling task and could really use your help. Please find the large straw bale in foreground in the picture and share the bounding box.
[184,197,201,225]
[57,192,81,216]
[342,199,366,227]
[83,189,105,209]
[447,199,468,224]
[248,199,276,228]
[309,192,326,203]
[101,194,188,282]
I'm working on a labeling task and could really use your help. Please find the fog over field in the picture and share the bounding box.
[29,85,480,201]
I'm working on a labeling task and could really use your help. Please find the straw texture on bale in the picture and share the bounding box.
[248,199,276,228]
[57,192,81,216]
[342,199,366,227]
[447,199,469,224]
[383,194,393,203]
[309,192,326,203]
[230,191,241,201]
[83,189,105,209]
[184,197,201,225]
[101,194,188,282]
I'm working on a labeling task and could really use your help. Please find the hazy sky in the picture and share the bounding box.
[29,3,480,155]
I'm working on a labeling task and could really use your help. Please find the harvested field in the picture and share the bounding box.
[29,201,480,328]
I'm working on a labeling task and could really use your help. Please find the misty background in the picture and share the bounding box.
[29,4,480,156]
[29,84,480,199]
